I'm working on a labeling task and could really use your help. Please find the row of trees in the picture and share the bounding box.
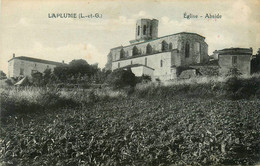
[31,59,111,87]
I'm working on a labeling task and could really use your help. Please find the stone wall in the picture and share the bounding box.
[8,59,57,78]
[219,54,251,75]
[112,51,179,80]
[110,33,208,68]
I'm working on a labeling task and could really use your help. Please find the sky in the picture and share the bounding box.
[0,0,259,74]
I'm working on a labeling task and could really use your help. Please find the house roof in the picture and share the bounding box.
[121,64,155,70]
[8,56,65,66]
[216,47,253,55]
[111,32,206,50]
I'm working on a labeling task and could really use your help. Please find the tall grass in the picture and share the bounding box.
[0,86,128,118]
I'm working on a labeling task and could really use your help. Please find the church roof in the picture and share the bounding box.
[8,56,65,66]
[111,32,205,50]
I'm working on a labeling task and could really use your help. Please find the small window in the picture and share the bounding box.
[150,26,152,36]
[47,65,49,68]
[118,63,120,68]
[232,56,237,65]
[160,60,163,67]
[185,42,190,58]
[138,26,140,36]
[145,58,147,66]
[35,64,37,67]
[131,61,133,65]
[20,68,24,75]
[143,25,147,35]
[169,43,173,50]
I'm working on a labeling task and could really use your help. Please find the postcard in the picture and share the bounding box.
[0,0,259,165]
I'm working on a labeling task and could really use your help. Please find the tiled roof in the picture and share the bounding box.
[8,56,65,66]
[121,64,155,70]
[217,48,253,55]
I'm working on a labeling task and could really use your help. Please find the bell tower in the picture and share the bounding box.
[135,18,158,41]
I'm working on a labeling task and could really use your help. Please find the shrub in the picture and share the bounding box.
[106,68,136,89]
[225,76,260,100]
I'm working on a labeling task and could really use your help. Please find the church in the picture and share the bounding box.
[107,18,209,81]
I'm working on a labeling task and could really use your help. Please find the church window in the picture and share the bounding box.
[146,44,153,54]
[195,42,200,54]
[20,68,24,75]
[185,42,190,58]
[169,43,173,50]
[162,40,168,52]
[138,26,140,36]
[133,46,139,56]
[232,56,237,65]
[143,25,147,35]
[120,49,125,59]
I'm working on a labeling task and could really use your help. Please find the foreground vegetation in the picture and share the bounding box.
[0,75,260,165]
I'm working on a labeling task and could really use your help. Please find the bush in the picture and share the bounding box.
[225,76,260,100]
[106,68,137,89]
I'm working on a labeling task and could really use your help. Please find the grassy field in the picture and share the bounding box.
[0,75,260,165]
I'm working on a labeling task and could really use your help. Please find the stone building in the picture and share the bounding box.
[217,48,253,75]
[8,54,64,78]
[107,18,209,81]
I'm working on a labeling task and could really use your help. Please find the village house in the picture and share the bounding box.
[8,54,64,78]
[106,18,209,81]
[215,48,253,75]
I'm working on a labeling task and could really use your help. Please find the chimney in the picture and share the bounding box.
[13,53,15,58]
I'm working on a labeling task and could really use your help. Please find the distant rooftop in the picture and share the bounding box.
[216,47,253,55]
[8,56,65,66]
[121,64,155,70]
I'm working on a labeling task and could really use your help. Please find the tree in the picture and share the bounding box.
[106,68,136,89]
[0,70,7,79]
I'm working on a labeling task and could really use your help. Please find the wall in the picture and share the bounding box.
[131,66,154,78]
[219,54,251,75]
[8,59,57,78]
[112,51,178,80]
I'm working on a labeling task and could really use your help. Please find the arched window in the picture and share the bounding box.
[133,46,139,56]
[138,26,140,36]
[120,49,125,59]
[185,42,190,58]
[169,43,173,50]
[146,44,153,54]
[145,58,147,66]
[143,25,147,35]
[162,40,168,52]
